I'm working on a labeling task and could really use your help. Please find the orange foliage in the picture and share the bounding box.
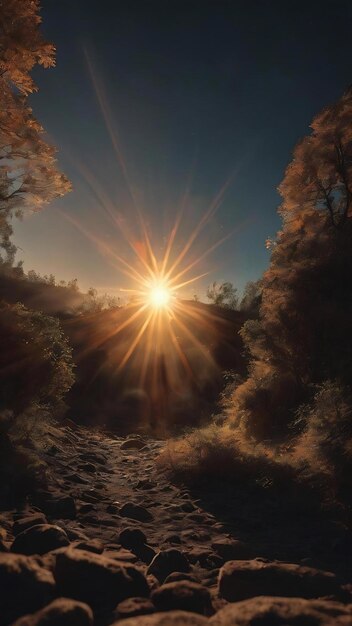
[0,0,71,261]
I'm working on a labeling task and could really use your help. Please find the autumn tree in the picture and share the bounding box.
[228,87,352,441]
[0,0,71,263]
[206,281,238,309]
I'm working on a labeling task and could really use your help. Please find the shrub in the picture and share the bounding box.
[294,380,352,500]
[0,301,75,432]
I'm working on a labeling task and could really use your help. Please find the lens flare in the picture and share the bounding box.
[149,284,171,308]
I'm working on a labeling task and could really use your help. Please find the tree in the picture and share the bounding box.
[0,0,71,263]
[279,86,352,229]
[239,280,261,317]
[206,281,238,309]
[229,87,352,441]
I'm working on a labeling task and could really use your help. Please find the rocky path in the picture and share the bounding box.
[0,423,351,625]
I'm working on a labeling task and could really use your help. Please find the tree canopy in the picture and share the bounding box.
[0,0,71,263]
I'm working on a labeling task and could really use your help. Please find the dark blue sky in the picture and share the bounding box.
[14,0,352,298]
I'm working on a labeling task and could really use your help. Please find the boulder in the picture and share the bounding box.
[209,596,352,625]
[117,597,156,619]
[121,439,146,450]
[151,581,213,616]
[218,559,341,602]
[11,597,93,626]
[115,611,208,625]
[148,550,190,583]
[13,514,48,536]
[119,527,148,549]
[120,503,154,522]
[11,524,70,555]
[54,547,149,610]
[0,552,55,624]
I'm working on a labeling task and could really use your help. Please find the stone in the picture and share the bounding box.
[209,596,352,625]
[115,611,208,625]
[72,538,104,553]
[151,581,213,616]
[164,534,182,545]
[134,544,156,565]
[211,539,251,560]
[11,524,70,555]
[33,492,76,519]
[11,597,94,626]
[121,439,146,450]
[187,547,223,568]
[120,502,154,522]
[117,597,156,619]
[218,559,341,602]
[164,572,198,584]
[13,514,48,536]
[136,479,154,490]
[147,550,190,582]
[54,547,149,610]
[0,552,55,624]
[119,527,148,549]
[78,462,96,473]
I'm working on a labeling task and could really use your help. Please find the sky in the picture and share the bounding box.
[13,0,352,299]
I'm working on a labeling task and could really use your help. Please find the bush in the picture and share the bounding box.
[294,381,352,500]
[0,301,74,433]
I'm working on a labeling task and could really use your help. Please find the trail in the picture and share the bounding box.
[0,422,351,625]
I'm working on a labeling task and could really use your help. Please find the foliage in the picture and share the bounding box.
[0,0,71,262]
[239,280,262,317]
[228,87,352,441]
[294,381,352,495]
[206,281,238,309]
[82,287,120,312]
[0,301,75,421]
[166,89,352,516]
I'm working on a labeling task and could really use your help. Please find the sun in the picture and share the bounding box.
[149,284,171,308]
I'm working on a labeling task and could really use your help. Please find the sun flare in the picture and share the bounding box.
[149,284,171,308]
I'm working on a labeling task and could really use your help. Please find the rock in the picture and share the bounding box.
[54,547,150,610]
[34,492,76,519]
[187,547,223,569]
[64,528,89,541]
[136,479,154,490]
[180,502,197,513]
[218,559,341,602]
[119,527,148,549]
[121,439,146,450]
[116,611,208,625]
[120,503,154,522]
[152,581,213,616]
[164,573,198,584]
[78,462,96,473]
[209,596,352,625]
[134,544,156,565]
[66,473,88,485]
[72,538,104,554]
[147,550,190,583]
[164,534,182,545]
[11,597,94,626]
[79,451,106,465]
[11,524,70,556]
[211,539,251,560]
[79,503,96,514]
[117,597,156,618]
[104,548,138,563]
[0,538,8,552]
[0,552,55,624]
[13,514,48,536]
